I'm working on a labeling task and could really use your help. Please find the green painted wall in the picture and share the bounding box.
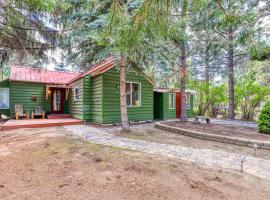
[163,93,176,119]
[0,79,10,116]
[68,78,84,120]
[153,92,176,120]
[89,74,103,123]
[73,69,154,124]
[10,81,51,117]
[0,79,9,87]
[186,94,194,117]
[83,75,91,121]
[102,68,153,124]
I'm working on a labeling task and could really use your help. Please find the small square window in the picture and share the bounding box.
[73,87,79,101]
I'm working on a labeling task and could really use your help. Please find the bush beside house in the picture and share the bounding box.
[258,102,270,134]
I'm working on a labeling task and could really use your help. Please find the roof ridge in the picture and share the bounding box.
[10,65,80,74]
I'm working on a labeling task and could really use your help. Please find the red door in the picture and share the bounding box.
[176,92,181,118]
[51,88,64,114]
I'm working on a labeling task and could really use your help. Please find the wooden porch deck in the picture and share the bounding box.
[1,118,83,130]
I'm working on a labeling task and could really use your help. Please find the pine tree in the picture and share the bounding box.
[0,0,58,64]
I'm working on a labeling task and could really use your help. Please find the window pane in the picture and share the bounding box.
[0,88,9,109]
[75,88,79,100]
[132,83,140,106]
[126,83,131,106]
[126,93,131,106]
[169,93,174,109]
[126,83,130,93]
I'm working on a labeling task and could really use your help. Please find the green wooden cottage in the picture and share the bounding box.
[0,59,154,124]
[153,88,195,120]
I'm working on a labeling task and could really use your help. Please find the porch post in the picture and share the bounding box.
[46,85,49,100]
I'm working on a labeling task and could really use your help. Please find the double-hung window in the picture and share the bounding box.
[169,93,175,109]
[126,82,141,107]
[0,88,9,109]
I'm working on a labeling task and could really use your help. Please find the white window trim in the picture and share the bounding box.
[73,87,79,101]
[126,82,141,107]
[0,88,9,109]
[169,93,175,109]
[185,94,191,109]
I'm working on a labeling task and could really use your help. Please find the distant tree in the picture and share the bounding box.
[235,72,270,120]
[0,0,58,66]
[205,0,261,119]
[167,0,207,121]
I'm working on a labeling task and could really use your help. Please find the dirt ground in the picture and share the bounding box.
[163,121,270,141]
[1,127,270,200]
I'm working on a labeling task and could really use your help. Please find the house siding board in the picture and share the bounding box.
[10,81,49,116]
[163,93,176,119]
[186,94,194,117]
[44,95,51,113]
[83,75,91,121]
[63,100,69,114]
[68,78,84,120]
[90,74,103,123]
[102,68,153,124]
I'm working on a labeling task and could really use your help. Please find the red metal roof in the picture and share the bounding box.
[9,58,155,86]
[10,66,80,84]
[67,58,115,84]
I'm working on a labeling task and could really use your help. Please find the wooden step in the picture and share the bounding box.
[47,114,72,119]
[1,118,83,130]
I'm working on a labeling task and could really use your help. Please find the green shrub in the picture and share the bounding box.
[258,102,270,134]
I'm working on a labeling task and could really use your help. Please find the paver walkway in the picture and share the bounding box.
[208,119,257,129]
[64,125,270,180]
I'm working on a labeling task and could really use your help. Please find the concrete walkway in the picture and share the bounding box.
[64,125,270,180]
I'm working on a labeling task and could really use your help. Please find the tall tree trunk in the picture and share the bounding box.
[180,42,187,121]
[204,46,210,114]
[227,30,235,119]
[119,55,129,131]
[179,0,188,122]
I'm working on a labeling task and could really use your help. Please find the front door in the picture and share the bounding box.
[51,88,64,114]
[176,92,181,118]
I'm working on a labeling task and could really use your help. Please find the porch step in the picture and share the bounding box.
[47,114,73,119]
[1,118,84,130]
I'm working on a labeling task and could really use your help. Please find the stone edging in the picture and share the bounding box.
[155,122,270,150]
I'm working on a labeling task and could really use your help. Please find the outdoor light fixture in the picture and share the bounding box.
[239,155,246,173]
[31,96,37,101]
[253,144,258,157]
